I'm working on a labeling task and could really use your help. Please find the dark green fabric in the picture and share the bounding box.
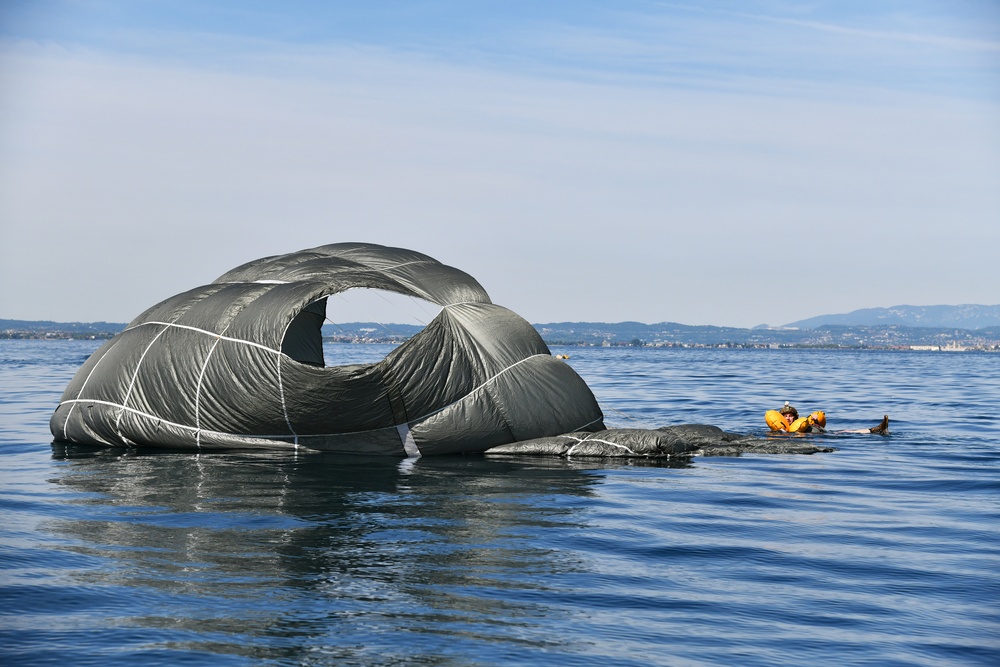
[50,243,605,454]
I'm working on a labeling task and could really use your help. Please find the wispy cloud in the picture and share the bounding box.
[512,2,1000,101]
[1,2,998,326]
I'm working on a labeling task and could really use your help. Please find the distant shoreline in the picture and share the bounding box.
[3,319,998,351]
[5,337,996,352]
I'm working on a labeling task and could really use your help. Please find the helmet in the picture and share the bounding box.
[779,401,798,417]
[808,411,826,428]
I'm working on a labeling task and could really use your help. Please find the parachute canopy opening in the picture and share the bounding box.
[281,298,326,367]
[321,288,443,367]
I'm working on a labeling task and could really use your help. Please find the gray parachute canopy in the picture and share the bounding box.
[50,243,605,455]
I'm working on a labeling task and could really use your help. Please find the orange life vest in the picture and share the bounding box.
[765,410,826,433]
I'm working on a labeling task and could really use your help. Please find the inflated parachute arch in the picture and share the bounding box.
[50,243,605,455]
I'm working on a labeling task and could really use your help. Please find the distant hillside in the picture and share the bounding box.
[532,321,1000,349]
[784,305,1000,330]
[1,319,126,339]
[4,317,1000,349]
[321,322,424,341]
[1,319,126,332]
[534,321,751,346]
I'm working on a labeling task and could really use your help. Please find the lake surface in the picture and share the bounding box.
[2,340,998,666]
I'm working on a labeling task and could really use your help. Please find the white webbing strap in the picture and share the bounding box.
[396,423,421,458]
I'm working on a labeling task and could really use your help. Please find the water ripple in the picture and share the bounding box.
[2,341,999,666]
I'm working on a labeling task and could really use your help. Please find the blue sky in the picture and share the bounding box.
[1,1,998,327]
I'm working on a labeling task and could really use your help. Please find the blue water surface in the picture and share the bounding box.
[1,340,998,666]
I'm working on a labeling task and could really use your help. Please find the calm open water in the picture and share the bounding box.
[1,340,998,666]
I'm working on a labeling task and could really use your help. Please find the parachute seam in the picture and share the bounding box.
[565,434,639,457]
[123,321,281,353]
[573,415,606,432]
[383,259,432,270]
[56,398,395,440]
[114,323,171,446]
[277,314,301,446]
[408,353,548,423]
[59,341,116,441]
[194,329,228,449]
[349,258,435,273]
[277,352,297,445]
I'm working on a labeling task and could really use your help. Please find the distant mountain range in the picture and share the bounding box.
[783,304,1000,330]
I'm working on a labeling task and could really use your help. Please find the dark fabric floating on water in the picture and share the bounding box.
[49,243,604,454]
[50,242,833,459]
[484,424,835,458]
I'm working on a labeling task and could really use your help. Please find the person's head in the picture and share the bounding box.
[779,402,798,424]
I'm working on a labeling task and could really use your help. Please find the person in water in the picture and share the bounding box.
[766,402,889,435]
[766,402,826,433]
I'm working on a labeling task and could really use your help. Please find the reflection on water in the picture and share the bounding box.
[47,446,612,664]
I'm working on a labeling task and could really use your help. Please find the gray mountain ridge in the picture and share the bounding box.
[783,304,1000,330]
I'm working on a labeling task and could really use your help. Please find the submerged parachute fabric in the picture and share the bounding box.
[484,425,835,459]
[50,243,605,455]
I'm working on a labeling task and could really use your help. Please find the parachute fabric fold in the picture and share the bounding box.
[50,243,605,455]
